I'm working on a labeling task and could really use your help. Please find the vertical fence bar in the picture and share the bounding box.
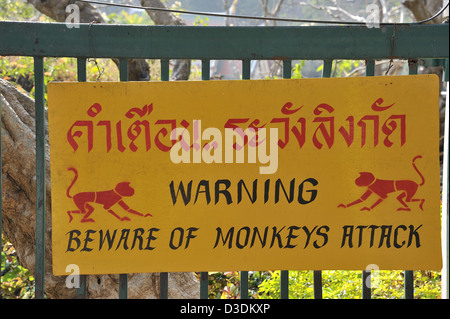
[202,59,210,81]
[77,57,87,82]
[313,59,333,300]
[239,59,251,300]
[362,59,375,300]
[404,271,414,299]
[161,59,170,82]
[445,65,450,298]
[120,59,129,82]
[118,58,128,299]
[76,57,87,299]
[322,60,333,78]
[242,59,250,80]
[280,271,289,299]
[365,59,375,78]
[362,270,371,299]
[408,59,419,76]
[282,59,291,79]
[0,85,3,300]
[440,57,450,299]
[239,59,251,299]
[240,270,248,299]
[200,272,208,299]
[313,271,322,299]
[403,58,420,299]
[118,273,128,299]
[159,58,170,299]
[34,56,46,299]
[199,58,210,300]
[159,272,169,299]
[279,59,292,300]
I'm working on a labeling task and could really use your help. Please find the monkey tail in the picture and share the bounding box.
[412,155,425,186]
[66,167,78,198]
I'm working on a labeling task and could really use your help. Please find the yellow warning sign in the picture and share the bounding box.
[48,75,442,275]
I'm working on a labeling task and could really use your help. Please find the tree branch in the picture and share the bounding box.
[298,1,366,22]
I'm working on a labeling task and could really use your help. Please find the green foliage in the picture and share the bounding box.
[258,271,315,299]
[0,0,37,21]
[206,271,272,299]
[256,270,441,299]
[321,271,363,299]
[193,16,210,26]
[0,56,118,98]
[291,61,305,79]
[207,271,241,299]
[332,60,362,77]
[106,10,153,25]
[1,236,35,299]
[411,271,441,299]
[0,56,34,92]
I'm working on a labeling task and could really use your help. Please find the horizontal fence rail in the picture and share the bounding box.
[0,21,449,300]
[0,22,448,60]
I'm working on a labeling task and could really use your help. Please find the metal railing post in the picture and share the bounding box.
[118,57,129,300]
[34,56,46,299]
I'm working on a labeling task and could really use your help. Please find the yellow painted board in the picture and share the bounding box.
[48,75,442,275]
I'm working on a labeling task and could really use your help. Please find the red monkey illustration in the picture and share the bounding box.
[338,155,425,212]
[66,167,152,222]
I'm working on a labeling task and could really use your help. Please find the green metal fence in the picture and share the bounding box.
[0,20,449,299]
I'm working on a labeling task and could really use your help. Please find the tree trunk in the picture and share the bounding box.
[402,0,445,24]
[0,74,198,299]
